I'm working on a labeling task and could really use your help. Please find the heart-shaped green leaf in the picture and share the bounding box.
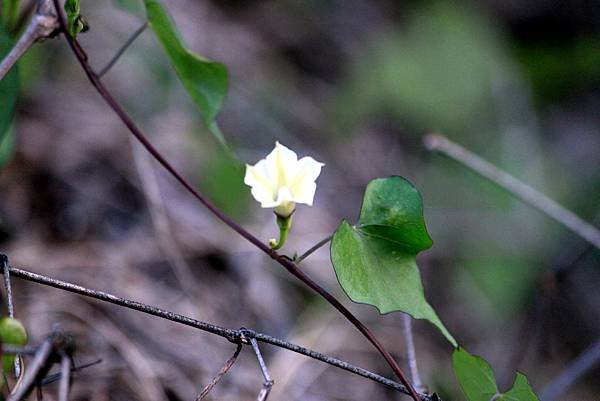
[331,176,456,345]
[453,347,499,401]
[499,374,539,401]
[144,0,228,147]
[0,24,18,147]
[453,347,540,401]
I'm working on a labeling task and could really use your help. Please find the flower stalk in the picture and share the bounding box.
[269,213,293,250]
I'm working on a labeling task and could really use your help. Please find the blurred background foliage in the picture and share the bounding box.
[0,0,599,400]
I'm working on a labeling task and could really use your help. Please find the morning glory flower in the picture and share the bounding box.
[244,142,324,218]
[244,142,324,249]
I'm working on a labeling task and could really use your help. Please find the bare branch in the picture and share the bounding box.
[97,21,147,78]
[40,359,103,385]
[295,235,333,264]
[58,354,71,401]
[424,134,600,250]
[0,0,58,80]
[0,259,435,401]
[245,336,274,401]
[196,344,242,401]
[8,331,69,401]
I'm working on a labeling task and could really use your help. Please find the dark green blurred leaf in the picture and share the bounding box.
[0,126,15,168]
[143,0,228,147]
[2,0,19,29]
[0,317,27,373]
[514,38,600,102]
[113,0,144,16]
[331,176,456,345]
[200,147,249,220]
[453,348,540,401]
[337,3,505,135]
[0,24,18,148]
[463,257,538,318]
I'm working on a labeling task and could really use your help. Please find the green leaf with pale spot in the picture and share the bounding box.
[0,317,27,373]
[330,176,456,346]
[0,24,18,149]
[453,348,540,401]
[143,0,228,147]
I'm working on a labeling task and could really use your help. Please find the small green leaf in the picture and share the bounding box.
[453,347,499,401]
[453,348,540,401]
[0,317,27,373]
[143,0,228,146]
[330,176,456,345]
[64,0,85,38]
[499,374,539,401]
[0,24,19,145]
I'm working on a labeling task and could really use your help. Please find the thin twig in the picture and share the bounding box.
[295,235,333,264]
[246,336,274,401]
[8,335,53,401]
[0,0,58,80]
[0,261,434,401]
[540,337,600,401]
[424,134,600,250]
[131,138,198,299]
[196,344,242,401]
[49,1,422,399]
[97,21,147,78]
[40,359,103,385]
[58,354,71,401]
[402,314,424,393]
[1,255,21,378]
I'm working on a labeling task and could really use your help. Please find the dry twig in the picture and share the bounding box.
[196,344,242,400]
[0,259,435,401]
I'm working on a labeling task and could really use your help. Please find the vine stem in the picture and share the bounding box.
[48,1,422,400]
[424,133,600,250]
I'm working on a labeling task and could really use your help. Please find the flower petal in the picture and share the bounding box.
[265,142,299,188]
[288,156,324,204]
[245,161,276,205]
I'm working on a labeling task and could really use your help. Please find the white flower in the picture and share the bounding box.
[244,142,324,217]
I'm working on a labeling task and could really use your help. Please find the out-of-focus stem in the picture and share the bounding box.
[424,134,600,250]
